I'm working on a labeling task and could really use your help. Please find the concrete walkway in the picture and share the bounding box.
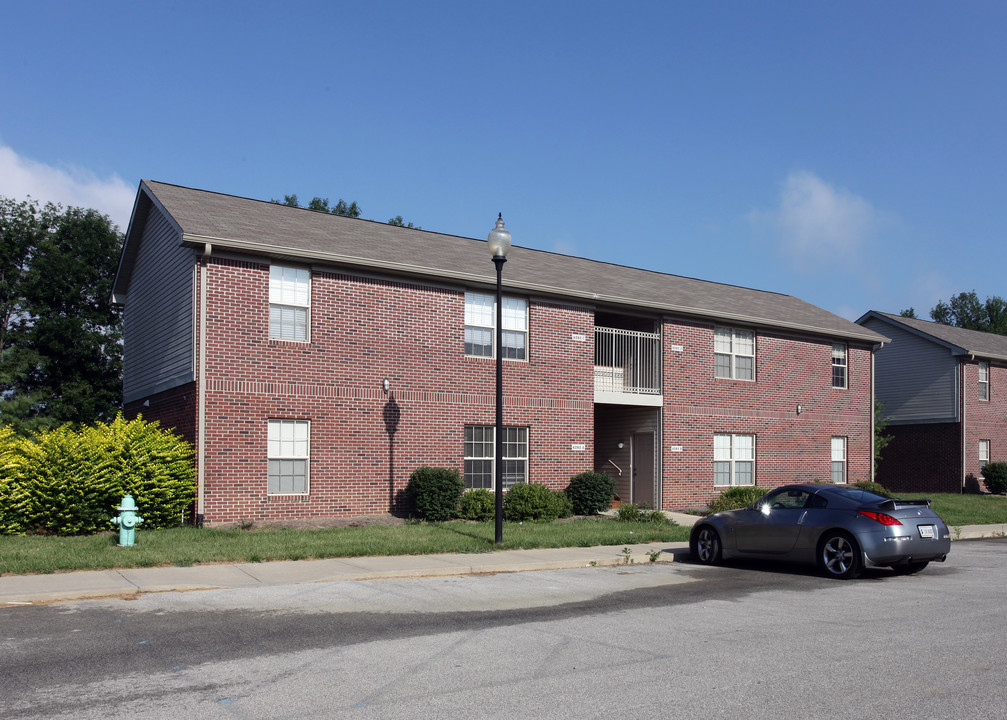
[1,515,1002,607]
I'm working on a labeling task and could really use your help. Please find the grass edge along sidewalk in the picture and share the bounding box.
[0,517,691,576]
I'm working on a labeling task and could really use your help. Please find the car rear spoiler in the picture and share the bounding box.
[877,498,931,510]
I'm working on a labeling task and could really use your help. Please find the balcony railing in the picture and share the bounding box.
[594,326,661,396]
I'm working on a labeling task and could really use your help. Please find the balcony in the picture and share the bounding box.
[594,326,662,405]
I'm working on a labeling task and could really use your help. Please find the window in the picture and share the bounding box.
[979,361,989,401]
[464,292,527,359]
[714,327,754,380]
[464,425,528,490]
[268,419,309,494]
[831,437,847,484]
[714,433,755,486]
[269,265,310,341]
[832,343,847,388]
[980,439,990,467]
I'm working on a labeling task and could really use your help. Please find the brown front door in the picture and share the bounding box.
[632,432,655,506]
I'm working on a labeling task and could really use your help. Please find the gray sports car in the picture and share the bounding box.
[689,484,951,579]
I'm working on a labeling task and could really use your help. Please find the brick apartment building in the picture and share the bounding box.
[857,311,1007,493]
[112,180,887,524]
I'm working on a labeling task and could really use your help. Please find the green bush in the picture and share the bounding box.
[853,480,890,496]
[404,466,465,521]
[565,470,617,515]
[458,488,495,521]
[982,462,1007,494]
[707,486,768,515]
[0,414,196,536]
[616,502,668,523]
[504,482,573,522]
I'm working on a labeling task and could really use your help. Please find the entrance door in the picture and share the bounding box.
[631,432,655,506]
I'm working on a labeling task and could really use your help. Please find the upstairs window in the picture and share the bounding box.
[979,361,990,401]
[464,292,527,359]
[714,327,754,380]
[269,265,311,341]
[832,343,848,388]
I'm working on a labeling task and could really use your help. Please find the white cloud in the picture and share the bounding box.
[750,170,880,272]
[0,145,135,231]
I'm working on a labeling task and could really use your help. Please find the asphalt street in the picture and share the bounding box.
[3,540,1005,719]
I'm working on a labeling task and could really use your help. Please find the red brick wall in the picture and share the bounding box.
[660,320,873,509]
[197,258,596,523]
[876,423,961,494]
[124,382,198,448]
[962,359,1007,490]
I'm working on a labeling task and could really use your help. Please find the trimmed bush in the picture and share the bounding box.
[707,486,768,515]
[565,470,617,515]
[0,414,195,536]
[458,489,495,521]
[616,502,669,524]
[404,466,465,521]
[982,462,1007,494]
[853,480,890,496]
[504,482,573,522]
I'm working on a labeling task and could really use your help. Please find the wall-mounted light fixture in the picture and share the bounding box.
[142,399,150,407]
[382,378,391,394]
[617,440,625,450]
[796,404,803,415]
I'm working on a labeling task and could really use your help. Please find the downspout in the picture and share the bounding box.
[196,244,211,518]
[871,348,876,482]
[961,359,967,492]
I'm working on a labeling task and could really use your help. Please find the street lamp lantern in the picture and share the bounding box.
[488,214,511,544]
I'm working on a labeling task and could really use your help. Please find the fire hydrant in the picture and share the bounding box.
[111,494,143,547]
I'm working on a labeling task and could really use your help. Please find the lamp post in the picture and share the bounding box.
[487,213,512,545]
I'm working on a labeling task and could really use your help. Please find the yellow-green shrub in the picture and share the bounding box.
[0,414,195,535]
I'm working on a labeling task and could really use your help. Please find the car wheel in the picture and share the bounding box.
[818,531,862,579]
[691,525,722,565]
[890,560,930,575]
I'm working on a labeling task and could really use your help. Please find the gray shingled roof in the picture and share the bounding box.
[860,311,1007,362]
[119,180,887,344]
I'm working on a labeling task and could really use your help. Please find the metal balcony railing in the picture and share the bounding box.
[594,326,661,395]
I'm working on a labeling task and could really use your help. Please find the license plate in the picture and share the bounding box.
[918,525,935,539]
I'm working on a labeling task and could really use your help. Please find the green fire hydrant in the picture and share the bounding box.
[111,494,144,547]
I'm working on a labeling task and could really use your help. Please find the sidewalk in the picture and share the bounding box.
[1,516,1002,607]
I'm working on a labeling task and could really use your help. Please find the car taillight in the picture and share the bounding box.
[857,510,902,526]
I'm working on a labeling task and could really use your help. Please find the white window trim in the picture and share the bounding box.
[267,419,310,495]
[464,425,529,490]
[714,327,755,381]
[979,361,990,401]
[713,433,756,487]
[464,291,528,360]
[831,436,847,484]
[269,265,311,342]
[832,343,848,389]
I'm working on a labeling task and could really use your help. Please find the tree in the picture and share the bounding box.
[899,307,917,318]
[388,215,420,229]
[874,401,892,475]
[271,194,361,218]
[930,291,1007,335]
[0,197,122,433]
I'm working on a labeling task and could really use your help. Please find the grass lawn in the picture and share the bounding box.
[0,517,691,576]
[907,493,1007,527]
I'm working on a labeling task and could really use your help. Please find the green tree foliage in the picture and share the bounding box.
[0,197,122,433]
[388,215,420,229]
[273,193,362,218]
[930,291,1007,335]
[899,307,917,318]
[874,400,892,475]
[0,414,195,535]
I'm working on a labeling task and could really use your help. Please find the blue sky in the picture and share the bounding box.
[2,1,1005,321]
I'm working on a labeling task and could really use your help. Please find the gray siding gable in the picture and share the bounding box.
[860,315,958,424]
[117,188,196,402]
